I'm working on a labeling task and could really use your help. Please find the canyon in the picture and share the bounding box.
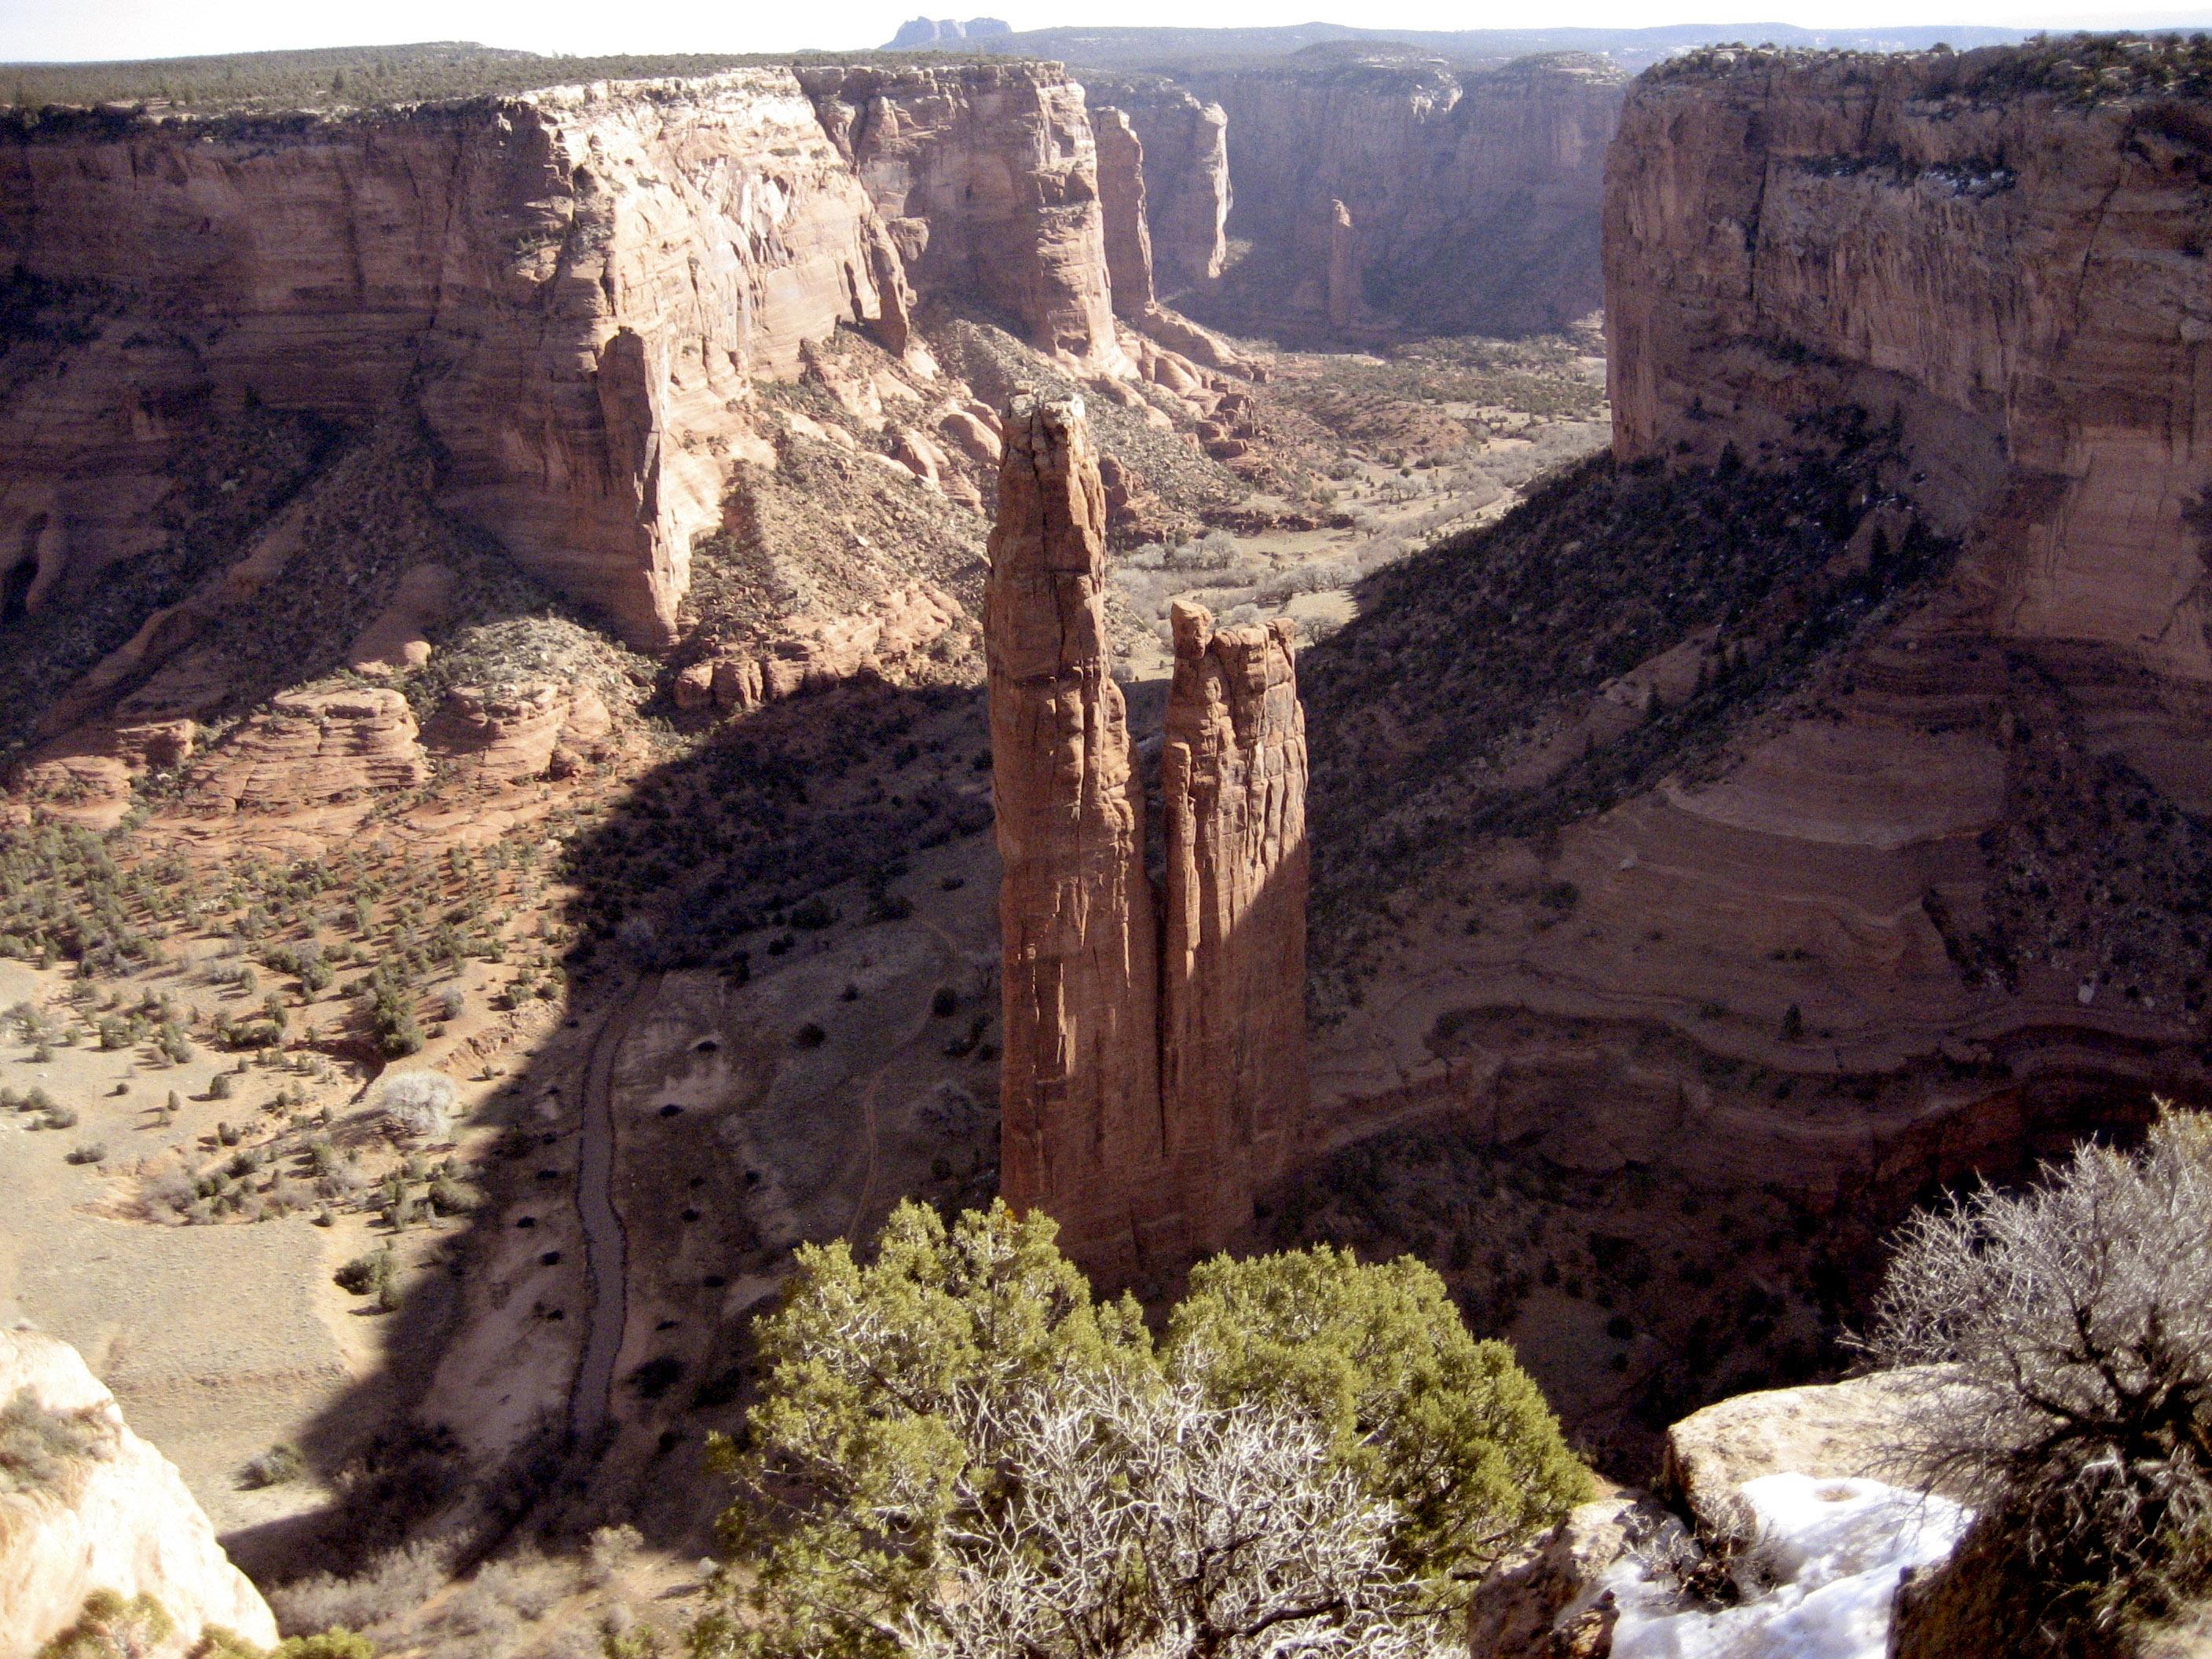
[4,27,2211,1657]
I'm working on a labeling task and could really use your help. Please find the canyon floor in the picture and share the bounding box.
[0,321,1636,1649]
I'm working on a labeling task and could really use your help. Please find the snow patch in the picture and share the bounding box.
[1603,1474,1970,1659]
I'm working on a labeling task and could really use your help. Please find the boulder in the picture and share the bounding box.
[0,1328,277,1659]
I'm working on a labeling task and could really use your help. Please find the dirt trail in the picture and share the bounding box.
[569,972,657,1444]
[847,921,965,1242]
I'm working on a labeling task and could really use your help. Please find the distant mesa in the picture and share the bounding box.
[886,16,1015,49]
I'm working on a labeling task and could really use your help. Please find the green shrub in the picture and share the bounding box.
[698,1201,1586,1657]
[33,1591,171,1659]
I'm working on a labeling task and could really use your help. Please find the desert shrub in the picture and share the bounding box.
[0,1388,115,1492]
[584,1522,643,1588]
[1166,1243,1591,1606]
[1870,1105,2212,1643]
[269,1538,453,1635]
[335,1247,396,1302]
[696,1200,1583,1657]
[44,1104,79,1130]
[375,1071,454,1142]
[64,1142,105,1166]
[242,1441,306,1489]
[271,1635,375,1659]
[32,1590,170,1659]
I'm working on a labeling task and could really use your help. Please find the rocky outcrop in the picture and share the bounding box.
[1608,45,2212,694]
[1325,198,1359,330]
[1101,86,1232,291]
[1188,51,1627,335]
[1159,601,1309,1248]
[1659,1368,1951,1550]
[988,395,1307,1278]
[1,1327,276,1659]
[183,687,429,815]
[1093,108,1157,319]
[702,581,965,711]
[423,682,613,785]
[986,393,1163,1279]
[801,62,1130,372]
[0,71,917,650]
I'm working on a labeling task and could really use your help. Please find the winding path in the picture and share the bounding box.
[567,972,655,1445]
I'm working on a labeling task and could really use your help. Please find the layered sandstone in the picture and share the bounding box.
[986,393,1162,1276]
[1159,601,1309,1251]
[1,1328,277,1659]
[988,394,1308,1277]
[800,61,1130,372]
[1101,85,1232,291]
[1093,108,1157,319]
[1188,51,1626,335]
[183,687,430,817]
[0,71,916,649]
[1609,46,2212,698]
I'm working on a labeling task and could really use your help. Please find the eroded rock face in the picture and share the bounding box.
[1109,87,1232,291]
[1609,49,2212,692]
[1093,107,1158,318]
[802,62,1129,372]
[1159,600,1309,1254]
[184,688,429,816]
[1193,53,1626,333]
[988,397,1307,1278]
[986,393,1162,1278]
[0,72,914,650]
[0,1328,276,1659]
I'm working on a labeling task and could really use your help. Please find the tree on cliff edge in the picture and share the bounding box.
[690,1202,1587,1659]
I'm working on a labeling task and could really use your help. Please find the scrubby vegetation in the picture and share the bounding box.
[697,1200,1585,1657]
[0,1386,115,1492]
[0,42,806,119]
[1302,413,1951,1005]
[1651,31,2212,105]
[1872,1104,2212,1650]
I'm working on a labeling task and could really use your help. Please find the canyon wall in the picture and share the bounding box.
[0,60,1144,657]
[799,61,1129,372]
[1090,82,1232,291]
[0,73,914,647]
[1188,52,1628,335]
[988,394,1308,1278]
[1609,46,2212,698]
[1093,106,1157,318]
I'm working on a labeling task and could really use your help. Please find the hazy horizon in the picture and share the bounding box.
[7,0,2212,65]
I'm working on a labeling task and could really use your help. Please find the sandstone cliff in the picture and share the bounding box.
[1090,82,1232,291]
[1159,600,1309,1254]
[800,62,1130,374]
[987,393,1163,1277]
[1093,108,1158,320]
[1185,51,1627,336]
[1610,44,2212,701]
[988,394,1307,1278]
[0,71,915,650]
[1,1327,277,1659]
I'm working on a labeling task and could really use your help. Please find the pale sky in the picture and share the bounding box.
[3,0,2210,62]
